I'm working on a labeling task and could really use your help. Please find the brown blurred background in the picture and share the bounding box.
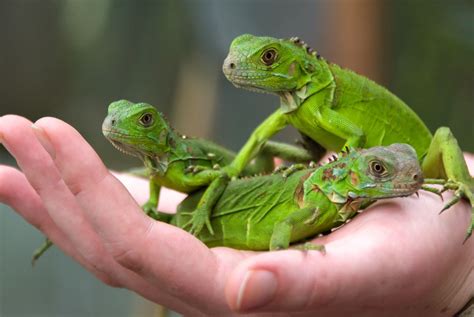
[0,1,472,316]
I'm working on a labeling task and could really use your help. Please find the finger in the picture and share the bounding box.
[33,117,231,313]
[0,165,116,283]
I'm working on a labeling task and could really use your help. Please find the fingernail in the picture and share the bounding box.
[31,124,56,159]
[0,130,3,144]
[236,270,277,311]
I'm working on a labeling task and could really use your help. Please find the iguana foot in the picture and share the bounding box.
[32,238,53,266]
[293,242,326,254]
[424,178,474,241]
[142,201,159,219]
[440,182,474,242]
[181,208,214,236]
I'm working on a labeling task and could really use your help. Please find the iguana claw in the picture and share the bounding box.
[421,185,444,200]
[181,208,215,236]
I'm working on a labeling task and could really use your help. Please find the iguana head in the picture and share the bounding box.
[223,34,322,95]
[349,143,424,199]
[310,144,423,203]
[102,100,172,159]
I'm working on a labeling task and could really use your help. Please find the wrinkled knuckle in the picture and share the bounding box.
[111,221,155,273]
[95,271,123,288]
[84,253,110,275]
[112,246,145,274]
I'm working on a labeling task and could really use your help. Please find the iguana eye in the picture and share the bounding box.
[139,113,154,127]
[369,160,387,176]
[261,48,278,66]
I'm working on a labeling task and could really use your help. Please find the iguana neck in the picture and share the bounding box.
[144,128,183,175]
[278,59,335,113]
[303,149,358,204]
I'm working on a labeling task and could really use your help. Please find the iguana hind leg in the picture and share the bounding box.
[422,127,474,239]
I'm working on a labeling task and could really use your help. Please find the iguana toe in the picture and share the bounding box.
[182,208,214,236]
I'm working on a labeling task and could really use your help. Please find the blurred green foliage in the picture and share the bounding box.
[389,1,473,151]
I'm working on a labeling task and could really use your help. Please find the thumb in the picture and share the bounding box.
[225,249,344,314]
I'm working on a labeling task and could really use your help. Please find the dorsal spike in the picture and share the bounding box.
[289,36,318,59]
[290,36,301,44]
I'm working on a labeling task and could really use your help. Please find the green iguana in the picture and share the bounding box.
[162,143,423,250]
[221,34,474,239]
[31,100,313,263]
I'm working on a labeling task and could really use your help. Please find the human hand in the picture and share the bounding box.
[0,115,472,316]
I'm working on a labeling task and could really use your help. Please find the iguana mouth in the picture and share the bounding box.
[107,139,138,157]
[383,180,423,197]
[225,74,271,94]
[232,82,272,94]
[103,129,141,157]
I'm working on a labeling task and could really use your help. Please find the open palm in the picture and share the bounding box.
[0,115,472,316]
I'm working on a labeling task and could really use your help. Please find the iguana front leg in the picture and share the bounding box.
[181,174,229,236]
[224,109,288,177]
[179,169,226,236]
[422,127,474,239]
[316,106,366,149]
[270,207,325,252]
[142,177,161,217]
[141,176,175,223]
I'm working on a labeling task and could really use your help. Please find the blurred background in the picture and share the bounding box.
[0,1,472,316]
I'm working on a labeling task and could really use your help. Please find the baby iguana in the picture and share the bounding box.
[159,144,424,250]
[102,100,313,230]
[31,100,313,264]
[221,34,474,239]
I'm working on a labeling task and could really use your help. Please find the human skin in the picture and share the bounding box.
[0,115,472,316]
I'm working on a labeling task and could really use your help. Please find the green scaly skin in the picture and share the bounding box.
[32,100,313,264]
[222,34,474,239]
[164,144,423,250]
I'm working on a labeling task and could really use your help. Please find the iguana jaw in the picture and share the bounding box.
[362,180,423,199]
[102,130,148,160]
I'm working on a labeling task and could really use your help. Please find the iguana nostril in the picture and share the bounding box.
[229,62,236,69]
[111,119,116,126]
